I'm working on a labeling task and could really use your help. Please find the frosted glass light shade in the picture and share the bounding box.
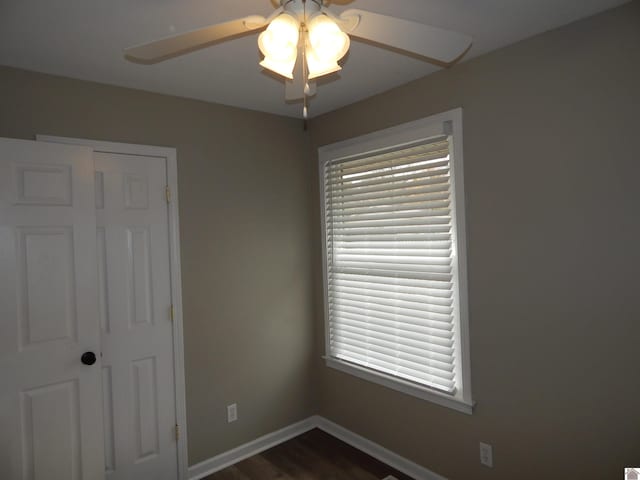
[306,49,341,79]
[307,14,350,63]
[259,57,297,80]
[258,13,300,78]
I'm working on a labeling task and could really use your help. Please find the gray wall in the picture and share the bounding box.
[309,2,640,479]
[0,67,317,465]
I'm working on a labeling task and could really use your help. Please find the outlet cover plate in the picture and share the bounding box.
[227,403,238,423]
[480,442,493,468]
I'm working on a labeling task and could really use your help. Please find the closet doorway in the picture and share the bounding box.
[0,136,188,480]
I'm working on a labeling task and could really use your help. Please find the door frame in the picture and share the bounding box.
[36,135,188,480]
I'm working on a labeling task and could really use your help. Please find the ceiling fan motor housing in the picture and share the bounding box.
[281,0,324,20]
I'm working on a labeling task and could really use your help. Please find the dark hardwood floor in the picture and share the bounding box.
[204,429,414,480]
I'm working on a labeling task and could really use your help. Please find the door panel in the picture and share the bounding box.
[131,356,159,461]
[97,227,110,333]
[95,152,178,480]
[126,226,153,327]
[0,138,104,480]
[19,226,77,345]
[102,366,116,475]
[13,163,72,206]
[22,380,81,480]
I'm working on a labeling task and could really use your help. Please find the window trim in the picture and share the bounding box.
[318,108,473,414]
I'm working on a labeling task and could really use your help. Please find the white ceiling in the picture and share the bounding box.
[0,0,629,118]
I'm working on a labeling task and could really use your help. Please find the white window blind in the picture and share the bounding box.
[323,134,463,396]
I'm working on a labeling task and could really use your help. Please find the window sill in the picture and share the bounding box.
[324,357,474,415]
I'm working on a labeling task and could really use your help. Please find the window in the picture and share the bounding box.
[319,109,472,413]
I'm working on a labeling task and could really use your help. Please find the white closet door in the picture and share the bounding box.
[0,138,105,480]
[95,152,178,480]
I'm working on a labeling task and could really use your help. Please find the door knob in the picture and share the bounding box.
[81,351,97,366]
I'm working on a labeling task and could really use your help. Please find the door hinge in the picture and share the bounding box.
[165,185,171,203]
[169,304,174,322]
[175,424,180,442]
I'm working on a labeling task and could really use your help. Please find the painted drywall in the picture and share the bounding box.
[0,67,316,465]
[309,2,640,479]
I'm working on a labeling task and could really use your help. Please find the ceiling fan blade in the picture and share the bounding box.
[340,9,472,66]
[125,15,267,64]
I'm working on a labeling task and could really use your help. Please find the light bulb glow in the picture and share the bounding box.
[305,48,341,80]
[307,14,350,63]
[259,57,297,80]
[258,13,300,77]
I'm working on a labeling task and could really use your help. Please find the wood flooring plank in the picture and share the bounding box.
[292,435,374,480]
[207,465,253,480]
[267,438,354,480]
[204,429,413,480]
[298,430,410,480]
[235,454,295,479]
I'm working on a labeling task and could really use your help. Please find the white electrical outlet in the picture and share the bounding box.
[479,442,493,468]
[227,403,237,423]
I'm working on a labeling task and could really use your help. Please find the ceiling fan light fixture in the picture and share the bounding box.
[124,0,474,115]
[306,49,341,80]
[259,56,297,80]
[307,13,350,63]
[258,12,300,72]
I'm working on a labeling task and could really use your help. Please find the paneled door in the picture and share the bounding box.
[0,138,105,479]
[94,151,178,480]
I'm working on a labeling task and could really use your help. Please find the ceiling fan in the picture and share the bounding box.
[125,0,472,118]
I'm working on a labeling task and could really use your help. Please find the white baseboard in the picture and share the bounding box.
[315,416,447,480]
[188,417,317,480]
[188,415,446,480]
